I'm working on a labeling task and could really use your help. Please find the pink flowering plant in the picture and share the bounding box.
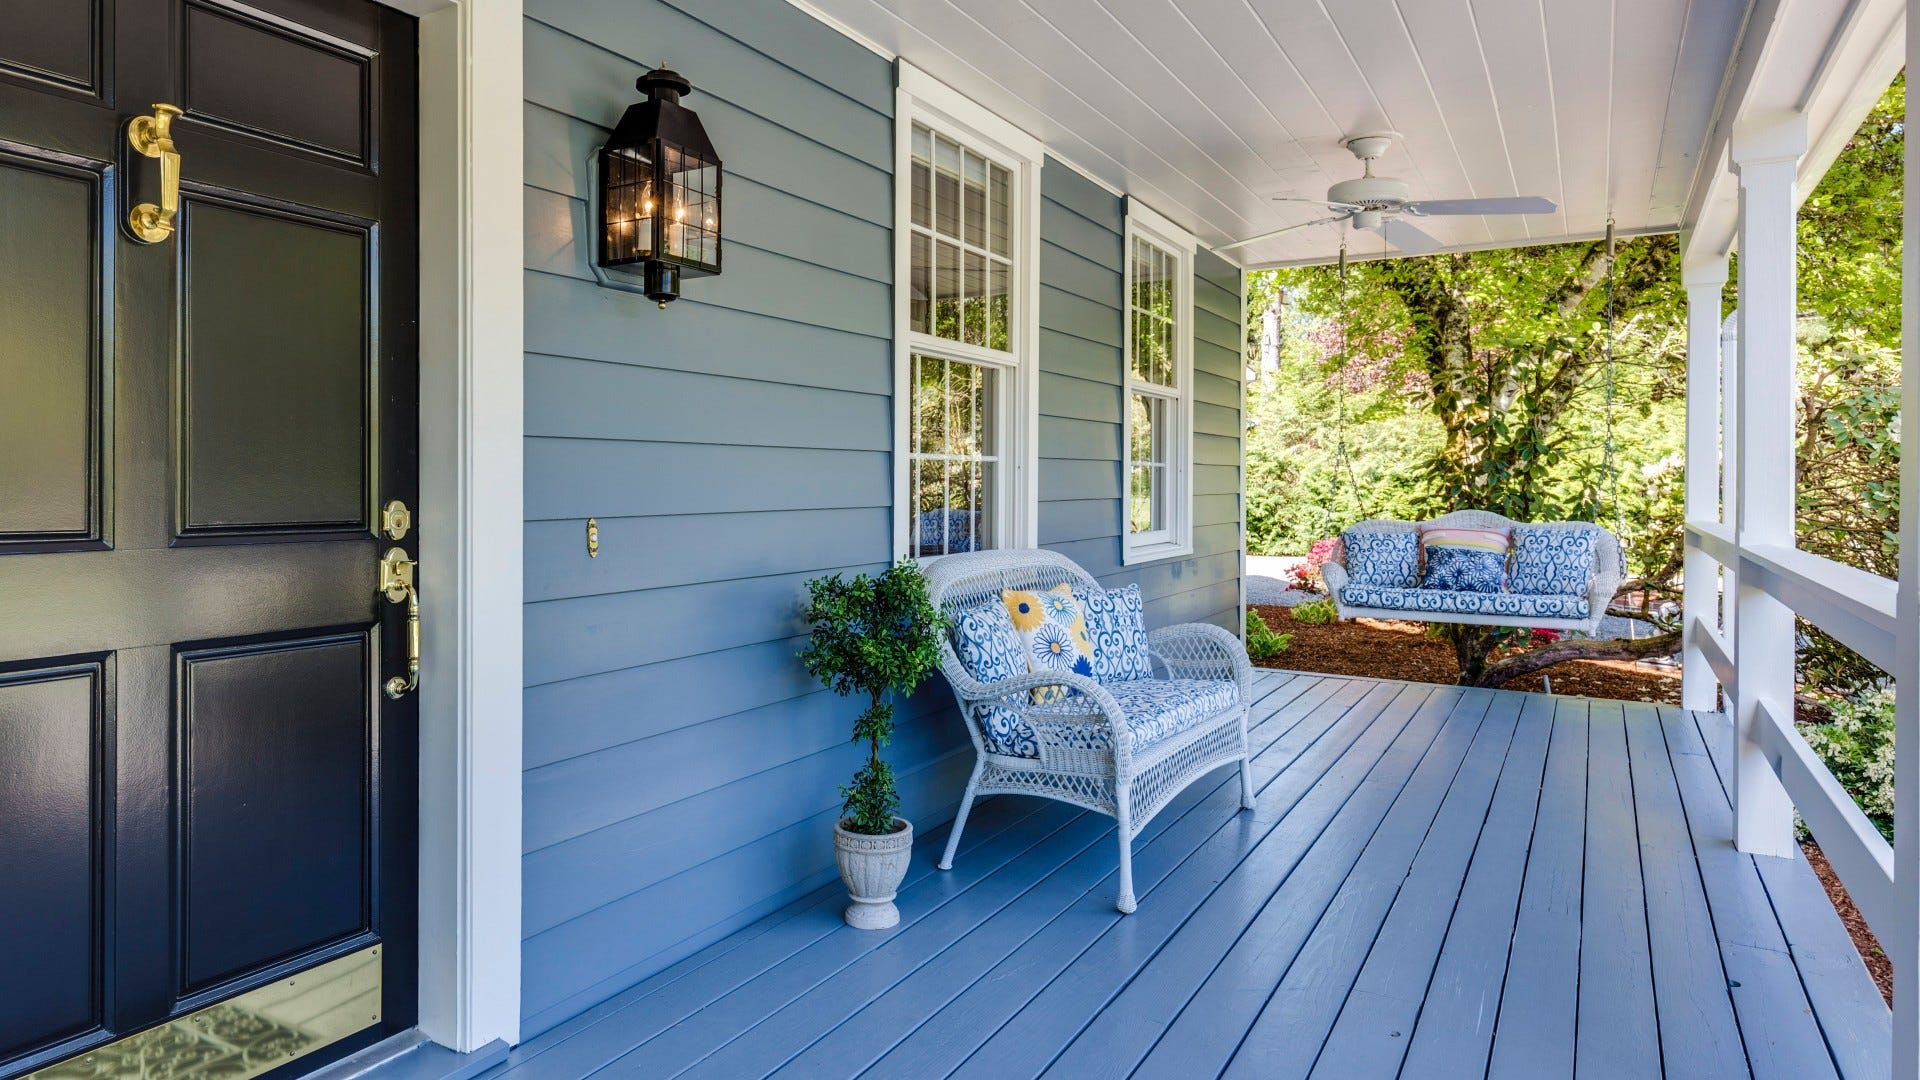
[1287,538,1341,595]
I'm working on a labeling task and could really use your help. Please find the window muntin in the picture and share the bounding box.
[1123,207,1193,563]
[908,124,1012,351]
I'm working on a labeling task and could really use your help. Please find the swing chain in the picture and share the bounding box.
[1329,240,1368,527]
[1599,219,1626,542]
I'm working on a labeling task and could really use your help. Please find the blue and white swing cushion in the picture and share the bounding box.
[1323,510,1623,634]
[927,548,1255,914]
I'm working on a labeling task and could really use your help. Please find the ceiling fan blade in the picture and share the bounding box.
[1376,217,1443,255]
[1219,213,1353,252]
[1272,195,1362,211]
[1404,195,1557,216]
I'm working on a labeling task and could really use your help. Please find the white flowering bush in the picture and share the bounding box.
[1801,687,1896,840]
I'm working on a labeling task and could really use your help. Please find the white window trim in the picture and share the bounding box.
[1123,197,1196,565]
[892,62,1042,560]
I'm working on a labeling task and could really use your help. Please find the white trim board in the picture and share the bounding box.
[375,0,525,1053]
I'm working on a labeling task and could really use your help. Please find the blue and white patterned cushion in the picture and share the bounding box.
[1509,525,1598,596]
[1078,584,1153,684]
[1341,529,1421,588]
[1420,544,1507,593]
[917,509,979,553]
[1035,678,1238,753]
[951,602,1038,757]
[1339,584,1591,621]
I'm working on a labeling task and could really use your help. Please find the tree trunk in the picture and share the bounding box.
[1471,629,1683,688]
[1445,624,1497,685]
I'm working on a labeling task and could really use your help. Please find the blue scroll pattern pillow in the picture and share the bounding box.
[950,601,1038,758]
[1421,544,1508,593]
[1509,525,1599,596]
[1079,584,1153,684]
[1341,529,1421,588]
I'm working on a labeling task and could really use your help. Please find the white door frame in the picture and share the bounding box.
[376,0,525,1052]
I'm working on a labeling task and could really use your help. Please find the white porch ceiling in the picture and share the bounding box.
[797,0,1753,266]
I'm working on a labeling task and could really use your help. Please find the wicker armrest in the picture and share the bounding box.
[1148,622,1253,700]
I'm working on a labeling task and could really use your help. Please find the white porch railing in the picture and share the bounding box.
[1682,525,1899,938]
[1680,97,1912,1072]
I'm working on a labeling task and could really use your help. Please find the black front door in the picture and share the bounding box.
[0,1,418,1075]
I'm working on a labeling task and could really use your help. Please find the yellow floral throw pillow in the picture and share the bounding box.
[1000,583,1096,704]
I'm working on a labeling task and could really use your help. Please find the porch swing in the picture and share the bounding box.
[1318,225,1626,635]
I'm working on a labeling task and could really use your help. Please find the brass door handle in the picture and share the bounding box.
[128,103,184,243]
[378,547,420,699]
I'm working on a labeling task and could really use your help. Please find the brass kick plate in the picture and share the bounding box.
[26,946,381,1080]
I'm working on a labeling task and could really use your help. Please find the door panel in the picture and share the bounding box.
[179,633,371,993]
[0,150,105,547]
[181,1,372,164]
[180,198,369,535]
[0,0,417,1074]
[0,664,104,1063]
[0,0,103,95]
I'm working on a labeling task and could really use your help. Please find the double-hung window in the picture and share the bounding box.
[895,64,1041,560]
[1123,198,1196,563]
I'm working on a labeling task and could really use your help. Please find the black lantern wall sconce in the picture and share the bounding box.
[597,67,722,307]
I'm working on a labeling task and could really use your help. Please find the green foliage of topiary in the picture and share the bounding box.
[1289,597,1339,626]
[1801,688,1897,841]
[798,561,947,835]
[1245,609,1292,662]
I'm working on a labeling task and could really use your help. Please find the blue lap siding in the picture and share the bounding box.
[519,0,1244,1036]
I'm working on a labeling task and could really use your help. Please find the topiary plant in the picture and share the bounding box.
[798,560,948,836]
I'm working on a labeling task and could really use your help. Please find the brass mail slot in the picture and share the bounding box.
[26,946,381,1080]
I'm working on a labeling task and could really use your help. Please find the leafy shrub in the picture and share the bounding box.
[1800,687,1897,840]
[798,561,947,835]
[1290,597,1338,626]
[1245,609,1292,661]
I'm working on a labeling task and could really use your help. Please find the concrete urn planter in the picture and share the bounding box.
[833,817,912,929]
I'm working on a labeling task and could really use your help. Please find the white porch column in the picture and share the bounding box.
[1681,257,1728,712]
[1892,3,1920,1071]
[1729,111,1805,858]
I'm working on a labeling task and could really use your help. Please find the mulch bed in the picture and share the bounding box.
[1251,604,1682,703]
[1251,602,1891,1002]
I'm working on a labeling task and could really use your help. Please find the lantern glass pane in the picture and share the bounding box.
[603,146,654,264]
[657,144,721,271]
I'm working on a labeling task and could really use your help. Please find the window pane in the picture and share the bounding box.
[934,135,961,240]
[963,151,987,248]
[988,260,1009,351]
[909,353,997,555]
[989,163,1011,257]
[910,232,931,335]
[935,239,962,340]
[914,353,941,454]
[1129,464,1154,534]
[911,125,932,229]
[965,250,987,346]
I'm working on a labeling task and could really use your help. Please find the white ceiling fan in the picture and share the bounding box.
[1222,133,1557,255]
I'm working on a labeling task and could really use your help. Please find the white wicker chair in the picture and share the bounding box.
[924,549,1254,913]
[1321,509,1624,635]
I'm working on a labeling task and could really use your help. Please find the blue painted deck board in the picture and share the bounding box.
[462,673,1888,1080]
[1575,699,1661,1078]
